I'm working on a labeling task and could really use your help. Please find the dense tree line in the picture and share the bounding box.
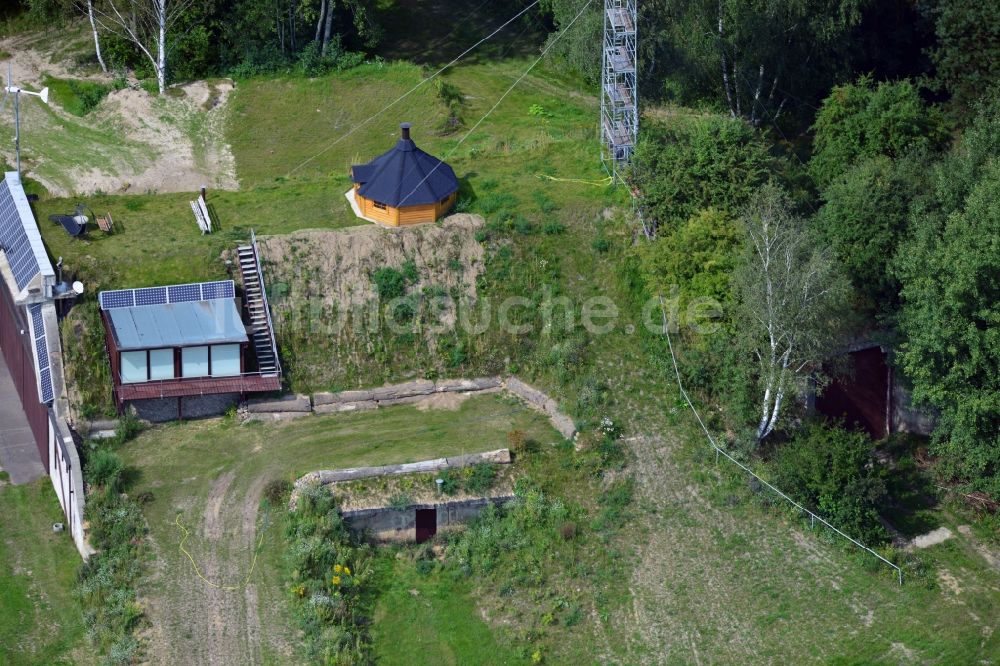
[11,0,384,90]
[619,0,1000,502]
[543,0,995,126]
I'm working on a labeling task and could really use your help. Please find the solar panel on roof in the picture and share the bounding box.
[35,328,48,368]
[0,175,53,292]
[30,303,43,331]
[134,286,168,306]
[39,367,53,404]
[27,304,55,404]
[200,281,234,300]
[167,283,200,302]
[100,280,236,310]
[100,289,135,310]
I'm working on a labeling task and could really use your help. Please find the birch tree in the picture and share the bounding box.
[85,0,107,73]
[733,184,850,442]
[92,0,196,94]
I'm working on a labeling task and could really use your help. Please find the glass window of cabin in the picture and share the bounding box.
[210,344,240,377]
[120,351,148,384]
[181,346,209,377]
[149,348,174,380]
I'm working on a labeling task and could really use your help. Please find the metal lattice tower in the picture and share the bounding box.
[600,0,638,182]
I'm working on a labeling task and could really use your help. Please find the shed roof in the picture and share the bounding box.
[106,299,248,351]
[351,124,459,207]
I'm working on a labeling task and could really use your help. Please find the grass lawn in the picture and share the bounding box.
[0,480,93,666]
[372,555,524,665]
[33,179,363,292]
[117,392,559,665]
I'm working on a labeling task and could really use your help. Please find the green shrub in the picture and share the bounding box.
[44,76,112,116]
[513,215,536,235]
[465,463,498,494]
[435,78,465,132]
[591,238,611,253]
[477,191,518,215]
[400,259,419,283]
[113,410,142,446]
[76,478,148,661]
[438,469,460,495]
[372,267,407,299]
[768,422,888,544]
[542,220,565,235]
[284,485,376,663]
[85,448,125,493]
[264,479,293,505]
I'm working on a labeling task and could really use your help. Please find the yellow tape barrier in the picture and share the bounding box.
[536,174,614,187]
[174,513,266,591]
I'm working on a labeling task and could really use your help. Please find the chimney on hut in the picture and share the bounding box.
[400,122,411,141]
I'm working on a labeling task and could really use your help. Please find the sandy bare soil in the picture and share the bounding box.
[260,213,486,314]
[0,29,237,196]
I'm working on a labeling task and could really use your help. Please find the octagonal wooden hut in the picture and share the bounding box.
[349,123,459,226]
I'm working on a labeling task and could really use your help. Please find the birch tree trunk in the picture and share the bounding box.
[88,0,107,73]
[315,0,326,43]
[735,184,850,446]
[321,0,334,55]
[156,0,166,95]
[718,1,737,119]
[92,0,194,96]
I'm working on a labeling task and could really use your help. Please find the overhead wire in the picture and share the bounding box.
[635,52,902,584]
[397,0,596,207]
[285,0,543,177]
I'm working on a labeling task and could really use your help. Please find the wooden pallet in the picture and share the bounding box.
[96,212,114,233]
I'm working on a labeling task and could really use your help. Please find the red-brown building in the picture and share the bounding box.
[99,278,280,418]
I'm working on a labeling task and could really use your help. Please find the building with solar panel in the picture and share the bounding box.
[346,123,459,226]
[1,171,90,556]
[98,263,282,419]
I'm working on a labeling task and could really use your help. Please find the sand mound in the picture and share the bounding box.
[260,213,486,313]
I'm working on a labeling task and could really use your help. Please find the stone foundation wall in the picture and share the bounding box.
[245,375,576,440]
[128,393,240,423]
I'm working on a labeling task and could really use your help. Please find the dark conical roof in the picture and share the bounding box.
[350,124,459,207]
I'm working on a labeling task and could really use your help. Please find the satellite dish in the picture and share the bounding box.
[72,281,84,295]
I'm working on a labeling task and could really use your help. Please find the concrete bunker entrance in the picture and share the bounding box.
[415,508,437,543]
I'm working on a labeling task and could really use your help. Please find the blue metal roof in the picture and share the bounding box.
[350,126,459,207]
[106,299,248,351]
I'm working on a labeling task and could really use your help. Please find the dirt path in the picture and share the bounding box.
[143,471,270,666]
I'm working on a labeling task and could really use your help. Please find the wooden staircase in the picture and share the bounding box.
[237,232,280,376]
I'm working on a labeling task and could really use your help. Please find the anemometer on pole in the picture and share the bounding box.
[1,62,50,183]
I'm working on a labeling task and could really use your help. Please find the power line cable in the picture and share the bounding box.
[398,0,596,206]
[286,0,543,177]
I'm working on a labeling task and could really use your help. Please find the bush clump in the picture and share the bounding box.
[285,484,376,664]
[767,422,888,544]
[76,450,148,663]
[264,479,293,505]
[85,447,125,493]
